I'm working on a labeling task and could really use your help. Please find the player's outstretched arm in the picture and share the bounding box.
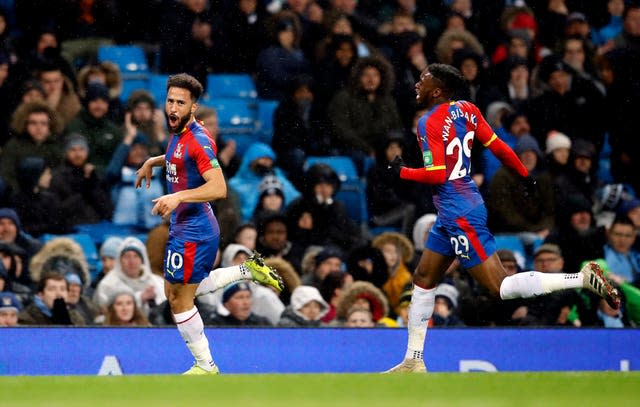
[485,136,528,178]
[151,168,226,217]
[135,155,166,188]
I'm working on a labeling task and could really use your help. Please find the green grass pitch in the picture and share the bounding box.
[2,372,639,407]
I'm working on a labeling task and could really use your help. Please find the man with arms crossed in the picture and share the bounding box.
[386,64,620,372]
[136,74,283,374]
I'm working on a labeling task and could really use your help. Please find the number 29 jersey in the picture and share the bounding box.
[416,100,495,220]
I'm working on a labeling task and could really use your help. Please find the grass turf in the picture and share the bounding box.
[2,372,639,407]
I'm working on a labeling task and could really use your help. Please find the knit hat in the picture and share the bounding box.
[222,282,251,304]
[0,208,20,229]
[0,292,23,313]
[435,283,459,309]
[64,272,83,287]
[571,139,596,158]
[618,199,640,218]
[100,237,124,259]
[64,133,89,152]
[538,55,571,83]
[315,246,343,267]
[84,82,110,103]
[120,244,144,262]
[514,134,541,156]
[290,285,329,319]
[567,12,588,24]
[258,175,284,198]
[545,130,572,154]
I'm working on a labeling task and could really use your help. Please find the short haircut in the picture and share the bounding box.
[37,271,66,293]
[428,63,467,98]
[611,216,635,229]
[167,73,203,102]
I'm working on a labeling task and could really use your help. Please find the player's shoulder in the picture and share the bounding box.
[455,100,480,113]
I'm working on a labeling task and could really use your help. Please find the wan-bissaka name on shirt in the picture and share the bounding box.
[443,108,477,141]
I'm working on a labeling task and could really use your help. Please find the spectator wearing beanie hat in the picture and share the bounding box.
[301,246,344,289]
[65,82,123,175]
[554,138,599,214]
[487,134,555,239]
[433,282,464,326]
[0,292,23,326]
[93,236,166,316]
[49,133,113,229]
[252,175,286,222]
[205,282,272,326]
[0,208,42,282]
[91,236,124,290]
[544,130,572,178]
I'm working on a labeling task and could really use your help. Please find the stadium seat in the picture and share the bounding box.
[255,99,279,144]
[494,234,527,268]
[206,73,257,99]
[148,73,170,105]
[304,156,359,183]
[97,45,149,77]
[120,77,149,102]
[336,181,369,225]
[201,98,256,135]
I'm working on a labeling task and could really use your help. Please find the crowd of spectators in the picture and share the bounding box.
[1,0,640,328]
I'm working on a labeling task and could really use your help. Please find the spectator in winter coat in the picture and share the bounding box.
[93,237,166,317]
[278,285,328,327]
[49,134,113,227]
[228,142,300,222]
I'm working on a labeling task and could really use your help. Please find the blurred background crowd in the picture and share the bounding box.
[1,0,640,329]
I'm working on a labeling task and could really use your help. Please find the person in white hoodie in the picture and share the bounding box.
[93,236,165,317]
[278,285,328,327]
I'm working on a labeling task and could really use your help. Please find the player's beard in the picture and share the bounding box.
[167,112,191,133]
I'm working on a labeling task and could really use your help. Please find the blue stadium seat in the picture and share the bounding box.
[304,156,359,183]
[206,73,257,99]
[41,233,100,280]
[494,234,528,268]
[201,98,256,135]
[97,45,149,77]
[255,99,279,144]
[120,78,149,102]
[148,73,170,105]
[336,180,369,225]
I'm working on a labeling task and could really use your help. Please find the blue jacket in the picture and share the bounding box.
[228,142,300,222]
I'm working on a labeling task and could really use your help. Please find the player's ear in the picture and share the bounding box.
[432,88,441,98]
[191,102,198,115]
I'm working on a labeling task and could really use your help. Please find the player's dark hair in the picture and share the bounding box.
[167,73,203,102]
[428,63,468,98]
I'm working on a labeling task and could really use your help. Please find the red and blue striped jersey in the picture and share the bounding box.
[164,120,221,241]
[416,100,495,220]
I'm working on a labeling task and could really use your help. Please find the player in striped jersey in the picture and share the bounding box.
[385,64,620,373]
[136,74,282,375]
